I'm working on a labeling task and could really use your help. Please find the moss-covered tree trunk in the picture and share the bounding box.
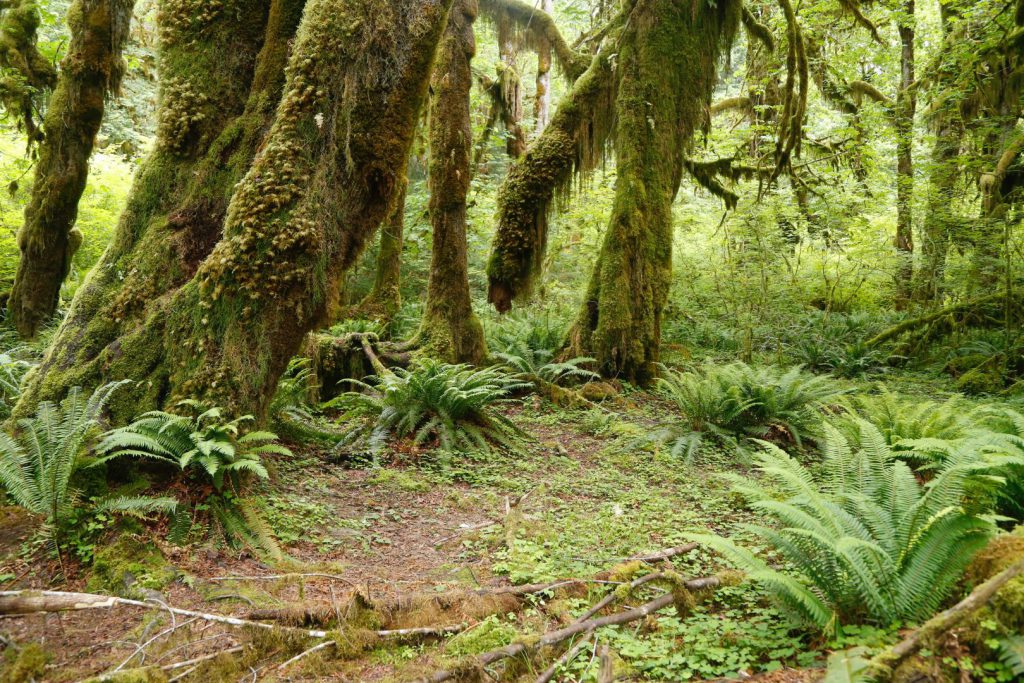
[8,0,135,339]
[893,0,915,308]
[417,0,487,364]
[351,178,406,326]
[18,0,451,420]
[564,0,739,384]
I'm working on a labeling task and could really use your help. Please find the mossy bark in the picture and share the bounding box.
[417,0,487,364]
[0,1,57,146]
[16,0,295,418]
[350,179,406,327]
[485,29,619,310]
[564,0,740,385]
[8,0,135,339]
[19,0,451,420]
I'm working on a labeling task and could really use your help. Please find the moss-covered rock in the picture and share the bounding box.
[86,534,177,596]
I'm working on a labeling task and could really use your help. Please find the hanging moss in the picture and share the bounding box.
[564,0,741,385]
[0,0,56,146]
[477,0,587,79]
[8,0,136,339]
[485,13,622,311]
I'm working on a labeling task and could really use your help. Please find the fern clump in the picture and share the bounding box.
[96,400,290,558]
[0,383,175,565]
[651,362,846,461]
[688,421,1013,633]
[326,360,531,454]
[494,343,599,386]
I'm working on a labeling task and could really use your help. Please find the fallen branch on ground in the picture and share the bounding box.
[868,558,1024,680]
[0,590,463,642]
[420,574,722,683]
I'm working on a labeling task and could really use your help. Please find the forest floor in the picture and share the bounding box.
[0,388,912,682]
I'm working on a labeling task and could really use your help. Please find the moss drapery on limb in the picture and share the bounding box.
[15,0,299,418]
[19,0,451,420]
[417,0,487,364]
[534,0,553,130]
[565,0,740,385]
[0,1,57,148]
[485,18,621,311]
[478,0,587,79]
[7,0,135,339]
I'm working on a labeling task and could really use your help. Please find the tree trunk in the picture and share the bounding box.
[534,0,553,131]
[8,0,135,339]
[417,0,487,364]
[0,1,57,149]
[565,0,740,385]
[893,0,915,308]
[18,0,451,420]
[351,179,406,327]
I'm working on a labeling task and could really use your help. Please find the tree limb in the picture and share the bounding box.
[478,0,589,79]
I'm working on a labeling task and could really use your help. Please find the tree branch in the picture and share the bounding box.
[478,0,589,79]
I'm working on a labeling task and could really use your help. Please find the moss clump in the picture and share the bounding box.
[0,643,48,683]
[83,667,168,683]
[367,468,431,492]
[87,534,177,596]
[444,614,518,657]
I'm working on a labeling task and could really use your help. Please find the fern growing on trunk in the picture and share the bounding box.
[688,420,1016,633]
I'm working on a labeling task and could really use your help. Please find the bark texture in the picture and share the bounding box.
[8,0,135,339]
[351,179,406,326]
[18,0,451,420]
[417,0,487,364]
[564,0,740,384]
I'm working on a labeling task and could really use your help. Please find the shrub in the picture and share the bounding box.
[96,400,290,557]
[688,421,1011,633]
[651,362,846,461]
[326,361,530,454]
[0,383,174,565]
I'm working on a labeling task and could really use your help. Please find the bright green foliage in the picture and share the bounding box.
[840,391,1024,520]
[494,344,598,386]
[0,351,31,419]
[0,382,174,555]
[688,421,1009,633]
[326,361,531,454]
[96,400,290,557]
[652,362,846,460]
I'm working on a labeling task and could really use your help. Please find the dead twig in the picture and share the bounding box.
[535,630,594,683]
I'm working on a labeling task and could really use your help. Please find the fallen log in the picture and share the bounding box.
[868,558,1024,680]
[419,575,722,683]
[0,590,463,641]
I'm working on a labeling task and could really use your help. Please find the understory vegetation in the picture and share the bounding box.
[0,0,1024,682]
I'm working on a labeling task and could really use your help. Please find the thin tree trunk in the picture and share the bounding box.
[534,0,553,131]
[565,0,740,385]
[18,0,451,420]
[417,0,487,364]
[351,179,406,326]
[893,0,915,308]
[8,0,136,338]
